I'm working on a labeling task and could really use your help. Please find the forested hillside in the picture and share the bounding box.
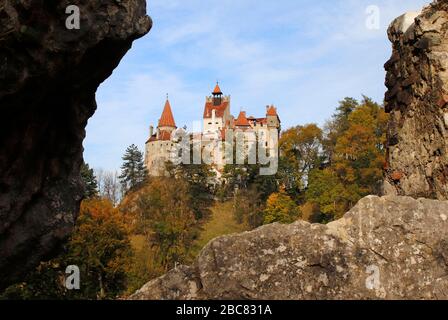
[0,96,387,299]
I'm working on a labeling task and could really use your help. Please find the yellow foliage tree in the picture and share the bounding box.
[263,189,301,224]
[134,178,198,270]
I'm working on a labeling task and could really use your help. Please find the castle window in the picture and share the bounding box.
[208,122,212,125]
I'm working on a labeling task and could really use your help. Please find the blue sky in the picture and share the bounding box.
[84,0,430,171]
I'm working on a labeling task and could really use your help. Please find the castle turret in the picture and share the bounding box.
[157,98,177,137]
[145,97,178,176]
[212,82,223,106]
[266,105,280,129]
[235,111,251,128]
[203,83,231,133]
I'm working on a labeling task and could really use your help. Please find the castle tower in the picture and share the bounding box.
[266,105,280,130]
[203,83,232,134]
[157,97,177,136]
[144,86,281,176]
[145,97,177,176]
[234,111,251,128]
[212,83,223,106]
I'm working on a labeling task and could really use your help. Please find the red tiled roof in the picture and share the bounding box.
[213,83,222,94]
[147,134,157,143]
[158,99,176,127]
[158,130,172,141]
[203,100,229,118]
[266,105,278,116]
[235,111,251,127]
[146,130,172,143]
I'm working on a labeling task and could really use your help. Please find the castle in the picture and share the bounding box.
[145,83,281,176]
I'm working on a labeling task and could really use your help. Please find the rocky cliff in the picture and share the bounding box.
[384,1,448,200]
[131,1,448,300]
[131,196,448,300]
[0,0,151,289]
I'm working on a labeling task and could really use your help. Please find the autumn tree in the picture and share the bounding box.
[1,199,133,300]
[279,124,323,194]
[263,188,301,224]
[332,97,387,196]
[119,144,148,194]
[233,187,265,228]
[66,199,133,299]
[135,178,198,270]
[323,97,359,164]
[305,96,387,222]
[305,168,349,221]
[171,161,216,220]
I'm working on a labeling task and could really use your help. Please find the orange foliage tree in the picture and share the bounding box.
[66,198,132,299]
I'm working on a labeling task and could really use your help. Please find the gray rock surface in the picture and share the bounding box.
[384,1,448,200]
[131,196,448,300]
[0,0,151,290]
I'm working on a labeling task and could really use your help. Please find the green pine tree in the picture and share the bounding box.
[119,144,148,194]
[80,162,98,199]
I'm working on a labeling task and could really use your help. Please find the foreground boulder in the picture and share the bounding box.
[131,196,448,300]
[384,1,448,200]
[0,0,151,289]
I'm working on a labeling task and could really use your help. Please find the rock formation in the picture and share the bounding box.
[0,0,151,289]
[131,196,448,300]
[384,1,448,200]
[131,1,448,300]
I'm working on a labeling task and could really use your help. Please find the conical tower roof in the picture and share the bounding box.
[235,111,251,126]
[213,83,223,95]
[158,99,176,128]
[266,105,278,116]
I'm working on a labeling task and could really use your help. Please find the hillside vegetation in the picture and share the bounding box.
[0,96,388,299]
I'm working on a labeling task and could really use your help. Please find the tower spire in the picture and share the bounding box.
[212,82,223,106]
[213,82,223,95]
[158,96,176,128]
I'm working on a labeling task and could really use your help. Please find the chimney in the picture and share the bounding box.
[149,125,154,137]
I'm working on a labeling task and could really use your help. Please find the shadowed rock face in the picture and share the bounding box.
[384,1,448,200]
[0,0,151,289]
[131,196,448,300]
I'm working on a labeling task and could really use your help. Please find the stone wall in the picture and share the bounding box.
[384,1,448,200]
